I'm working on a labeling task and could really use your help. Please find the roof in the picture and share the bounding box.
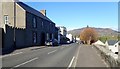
[17,2,53,22]
[94,40,105,46]
[55,27,59,30]
[107,40,118,45]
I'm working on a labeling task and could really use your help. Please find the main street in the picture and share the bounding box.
[2,43,108,68]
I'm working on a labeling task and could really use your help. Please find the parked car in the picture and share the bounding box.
[45,40,52,46]
[45,39,59,46]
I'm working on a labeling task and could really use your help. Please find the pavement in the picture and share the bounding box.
[1,43,108,68]
[76,45,108,67]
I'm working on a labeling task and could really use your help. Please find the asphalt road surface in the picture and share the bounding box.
[2,43,108,69]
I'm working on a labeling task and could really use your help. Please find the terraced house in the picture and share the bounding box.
[0,0,57,54]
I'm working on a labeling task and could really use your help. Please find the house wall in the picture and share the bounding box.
[2,2,14,27]
[1,2,26,52]
[0,2,2,28]
[16,3,26,28]
[1,1,57,53]
[25,12,34,46]
[26,12,56,46]
[1,2,15,52]
[15,3,26,48]
[15,28,25,48]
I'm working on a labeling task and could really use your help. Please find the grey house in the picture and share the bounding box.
[0,0,56,53]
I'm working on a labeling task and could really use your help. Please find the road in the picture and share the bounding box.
[2,43,108,69]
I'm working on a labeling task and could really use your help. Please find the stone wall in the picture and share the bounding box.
[94,45,119,68]
[2,25,25,54]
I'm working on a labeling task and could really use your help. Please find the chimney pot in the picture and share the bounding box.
[40,10,46,16]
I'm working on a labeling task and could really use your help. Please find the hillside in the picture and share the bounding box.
[68,27,118,37]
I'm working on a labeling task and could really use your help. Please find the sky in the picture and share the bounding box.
[22,2,118,31]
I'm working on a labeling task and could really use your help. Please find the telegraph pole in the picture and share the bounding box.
[13,0,16,49]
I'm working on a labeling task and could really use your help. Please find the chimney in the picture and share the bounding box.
[40,10,46,16]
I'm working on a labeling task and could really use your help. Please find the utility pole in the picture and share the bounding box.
[13,0,16,49]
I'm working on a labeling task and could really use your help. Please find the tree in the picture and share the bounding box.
[80,26,98,45]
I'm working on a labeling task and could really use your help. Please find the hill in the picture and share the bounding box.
[68,27,118,37]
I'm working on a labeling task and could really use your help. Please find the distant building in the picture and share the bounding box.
[105,40,118,54]
[0,0,57,54]
[66,34,73,43]
[57,26,67,44]
[76,37,80,41]
[57,26,67,37]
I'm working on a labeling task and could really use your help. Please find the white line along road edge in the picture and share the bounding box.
[73,45,81,67]
[0,52,23,58]
[67,56,75,69]
[11,57,38,68]
[48,50,57,54]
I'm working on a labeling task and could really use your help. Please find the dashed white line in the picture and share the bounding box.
[67,56,75,69]
[12,57,38,68]
[48,50,57,54]
[0,52,23,58]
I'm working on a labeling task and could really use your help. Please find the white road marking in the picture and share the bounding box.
[48,50,57,54]
[12,57,38,68]
[0,52,23,58]
[67,56,75,69]
[74,46,81,67]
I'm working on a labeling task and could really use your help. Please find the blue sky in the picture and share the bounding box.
[23,2,118,31]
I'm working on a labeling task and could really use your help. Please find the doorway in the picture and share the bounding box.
[41,32,45,46]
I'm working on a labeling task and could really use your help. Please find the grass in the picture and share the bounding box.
[99,36,118,43]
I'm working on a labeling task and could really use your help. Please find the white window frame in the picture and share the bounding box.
[4,15,9,24]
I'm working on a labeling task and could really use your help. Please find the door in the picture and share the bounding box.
[41,32,45,46]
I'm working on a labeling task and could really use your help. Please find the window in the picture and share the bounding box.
[33,17,36,28]
[42,21,44,28]
[4,15,9,24]
[33,32,37,44]
[46,33,49,40]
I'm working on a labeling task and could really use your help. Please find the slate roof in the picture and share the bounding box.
[107,40,118,45]
[17,2,53,22]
